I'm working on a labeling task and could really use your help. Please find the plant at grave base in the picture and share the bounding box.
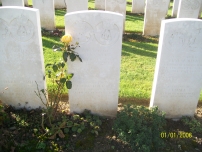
[181,116,202,134]
[63,110,102,135]
[35,34,82,138]
[113,105,166,152]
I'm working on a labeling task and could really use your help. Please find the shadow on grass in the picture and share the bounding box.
[122,38,158,58]
[55,9,66,17]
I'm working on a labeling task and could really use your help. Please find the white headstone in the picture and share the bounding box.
[95,0,105,10]
[177,0,202,18]
[105,0,126,31]
[172,0,180,17]
[65,10,123,117]
[2,0,24,6]
[24,0,28,6]
[143,0,170,36]
[150,19,202,119]
[132,0,145,13]
[33,0,55,30]
[66,0,88,13]
[0,7,47,109]
[55,0,66,9]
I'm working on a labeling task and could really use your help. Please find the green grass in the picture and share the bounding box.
[32,0,202,101]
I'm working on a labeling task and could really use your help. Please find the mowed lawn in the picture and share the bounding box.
[26,0,202,101]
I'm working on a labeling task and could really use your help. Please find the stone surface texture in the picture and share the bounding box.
[95,0,105,10]
[24,0,28,6]
[2,0,24,6]
[150,19,202,119]
[177,0,202,18]
[132,0,145,13]
[65,10,123,117]
[198,2,202,17]
[32,0,55,30]
[0,7,47,109]
[143,0,170,36]
[66,0,88,13]
[55,0,66,8]
[172,0,180,17]
[105,0,126,31]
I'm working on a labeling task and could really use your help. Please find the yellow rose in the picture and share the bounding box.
[61,34,72,44]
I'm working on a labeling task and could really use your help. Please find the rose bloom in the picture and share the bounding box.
[61,34,72,44]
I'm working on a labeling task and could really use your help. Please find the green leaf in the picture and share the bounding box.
[61,62,65,68]
[67,121,73,127]
[70,53,76,61]
[76,55,82,62]
[64,128,69,134]
[72,126,77,132]
[48,73,51,78]
[52,64,58,72]
[81,125,85,130]
[45,63,52,68]
[77,128,82,134]
[67,73,74,80]
[60,78,66,84]
[63,52,68,62]
[57,62,62,69]
[73,115,80,120]
[66,81,72,89]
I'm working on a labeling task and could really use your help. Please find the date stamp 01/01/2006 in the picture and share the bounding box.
[160,132,192,138]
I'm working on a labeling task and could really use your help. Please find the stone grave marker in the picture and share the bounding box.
[55,0,66,9]
[33,0,55,30]
[95,0,105,10]
[2,0,24,6]
[143,0,170,36]
[177,0,202,18]
[132,0,145,13]
[0,6,47,109]
[172,0,180,17]
[150,18,202,119]
[105,0,126,31]
[65,10,123,117]
[66,0,88,13]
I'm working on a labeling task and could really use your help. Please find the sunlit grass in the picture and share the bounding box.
[26,0,202,101]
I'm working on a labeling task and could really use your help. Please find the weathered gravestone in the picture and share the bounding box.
[32,0,55,30]
[143,0,170,36]
[55,0,66,9]
[66,0,88,13]
[132,0,145,13]
[0,7,47,109]
[24,0,28,6]
[150,19,202,119]
[105,0,126,31]
[65,11,123,117]
[177,0,202,18]
[2,0,24,6]
[172,0,180,17]
[95,0,105,10]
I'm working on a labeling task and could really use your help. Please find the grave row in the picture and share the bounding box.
[0,5,202,119]
[1,0,202,36]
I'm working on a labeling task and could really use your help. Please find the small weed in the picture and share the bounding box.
[181,116,202,134]
[113,105,166,152]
